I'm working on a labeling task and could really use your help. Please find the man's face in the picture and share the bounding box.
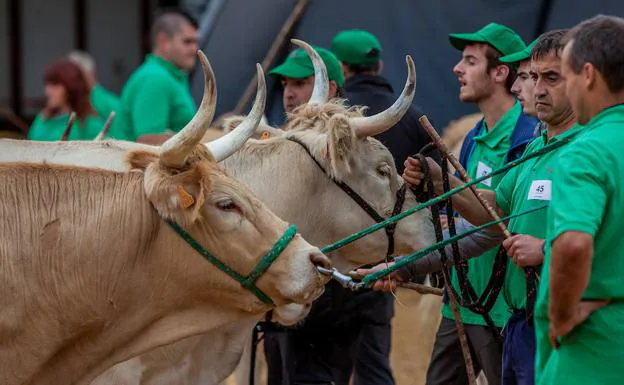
[281,76,337,113]
[164,22,199,72]
[530,52,574,126]
[453,43,496,103]
[561,41,590,125]
[511,60,536,116]
[281,76,315,113]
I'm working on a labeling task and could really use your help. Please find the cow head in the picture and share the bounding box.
[126,51,330,323]
[220,41,436,272]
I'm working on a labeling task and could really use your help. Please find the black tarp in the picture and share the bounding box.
[192,0,624,131]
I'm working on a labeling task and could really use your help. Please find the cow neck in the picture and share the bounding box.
[164,219,297,305]
[286,136,406,260]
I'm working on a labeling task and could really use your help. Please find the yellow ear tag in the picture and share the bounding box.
[177,185,195,209]
[261,131,271,140]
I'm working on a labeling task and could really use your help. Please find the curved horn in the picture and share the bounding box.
[291,39,328,104]
[350,55,417,138]
[204,63,266,162]
[160,50,217,167]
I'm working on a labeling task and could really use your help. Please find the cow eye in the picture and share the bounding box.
[216,199,238,212]
[377,165,391,177]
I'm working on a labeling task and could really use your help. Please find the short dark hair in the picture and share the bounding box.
[344,62,381,75]
[531,29,569,61]
[564,15,624,93]
[483,44,516,93]
[151,9,198,48]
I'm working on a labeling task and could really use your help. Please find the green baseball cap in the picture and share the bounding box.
[449,22,526,56]
[331,29,382,65]
[269,46,345,87]
[500,38,539,64]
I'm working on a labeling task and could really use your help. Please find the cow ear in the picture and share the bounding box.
[143,163,209,227]
[326,114,356,179]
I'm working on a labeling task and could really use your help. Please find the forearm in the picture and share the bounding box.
[433,173,502,228]
[136,134,173,145]
[398,218,504,281]
[549,232,593,326]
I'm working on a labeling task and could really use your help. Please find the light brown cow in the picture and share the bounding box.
[0,153,329,385]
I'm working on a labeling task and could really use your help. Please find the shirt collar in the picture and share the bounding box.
[146,54,188,80]
[586,103,624,130]
[474,100,521,149]
[544,122,585,144]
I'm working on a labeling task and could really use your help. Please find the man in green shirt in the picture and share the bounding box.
[535,15,624,385]
[112,10,199,143]
[401,23,535,385]
[502,38,539,121]
[68,50,120,120]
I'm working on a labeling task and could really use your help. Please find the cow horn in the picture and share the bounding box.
[350,55,417,138]
[204,63,266,162]
[160,50,216,167]
[291,39,329,104]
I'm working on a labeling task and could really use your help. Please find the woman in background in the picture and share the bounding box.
[28,59,104,141]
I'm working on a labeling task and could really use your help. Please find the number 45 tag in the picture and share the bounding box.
[528,180,552,201]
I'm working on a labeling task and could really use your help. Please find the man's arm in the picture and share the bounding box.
[549,232,593,335]
[403,156,504,229]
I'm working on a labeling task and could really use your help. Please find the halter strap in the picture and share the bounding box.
[166,219,297,305]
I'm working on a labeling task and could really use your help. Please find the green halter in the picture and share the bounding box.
[166,220,298,305]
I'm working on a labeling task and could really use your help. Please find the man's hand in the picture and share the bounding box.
[549,300,610,348]
[403,156,444,193]
[503,234,544,267]
[354,262,402,292]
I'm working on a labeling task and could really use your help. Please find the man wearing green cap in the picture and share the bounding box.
[111,10,199,143]
[405,22,538,385]
[268,45,345,112]
[501,39,540,126]
[328,28,436,385]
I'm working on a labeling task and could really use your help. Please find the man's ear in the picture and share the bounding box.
[329,80,338,99]
[494,65,511,85]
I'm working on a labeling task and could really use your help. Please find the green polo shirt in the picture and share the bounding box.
[111,54,197,141]
[90,84,120,120]
[535,104,624,385]
[27,112,104,141]
[495,124,585,311]
[441,100,521,327]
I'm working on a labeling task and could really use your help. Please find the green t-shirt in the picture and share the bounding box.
[535,104,624,385]
[90,84,120,121]
[495,124,585,311]
[111,54,197,141]
[27,112,104,141]
[441,101,522,327]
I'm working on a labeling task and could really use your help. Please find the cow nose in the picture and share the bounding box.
[310,251,332,270]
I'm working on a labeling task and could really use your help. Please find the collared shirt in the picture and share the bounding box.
[112,54,197,141]
[495,123,585,311]
[534,103,624,384]
[441,100,522,327]
[28,112,104,141]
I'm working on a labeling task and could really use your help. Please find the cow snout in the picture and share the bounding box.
[310,251,332,270]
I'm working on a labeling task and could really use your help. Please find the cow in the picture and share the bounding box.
[0,78,331,384]
[0,41,437,384]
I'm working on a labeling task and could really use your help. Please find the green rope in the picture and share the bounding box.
[321,139,568,255]
[360,204,549,286]
[166,220,297,305]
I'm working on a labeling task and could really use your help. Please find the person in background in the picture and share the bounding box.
[28,59,104,141]
[68,50,120,121]
[112,9,199,143]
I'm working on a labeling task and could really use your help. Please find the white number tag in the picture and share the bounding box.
[527,180,552,201]
[477,161,493,187]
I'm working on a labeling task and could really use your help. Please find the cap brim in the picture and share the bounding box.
[500,50,530,64]
[268,62,314,79]
[448,32,488,51]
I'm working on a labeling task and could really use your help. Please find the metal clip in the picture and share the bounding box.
[317,267,364,291]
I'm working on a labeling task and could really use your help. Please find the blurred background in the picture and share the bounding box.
[2,0,623,137]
